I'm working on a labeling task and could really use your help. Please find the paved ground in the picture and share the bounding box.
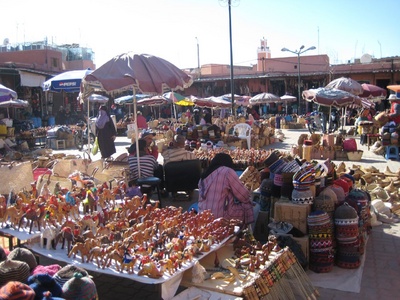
[38,127,400,299]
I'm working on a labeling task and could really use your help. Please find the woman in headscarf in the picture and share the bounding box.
[198,153,257,227]
[96,105,117,159]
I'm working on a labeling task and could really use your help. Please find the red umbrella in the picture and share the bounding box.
[302,88,357,107]
[325,77,363,96]
[81,53,193,177]
[360,83,387,99]
[82,53,192,95]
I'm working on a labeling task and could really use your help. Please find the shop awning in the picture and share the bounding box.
[19,71,46,87]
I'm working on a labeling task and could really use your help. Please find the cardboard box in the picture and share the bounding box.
[273,200,311,234]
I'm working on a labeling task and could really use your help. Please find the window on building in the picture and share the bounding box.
[51,57,58,68]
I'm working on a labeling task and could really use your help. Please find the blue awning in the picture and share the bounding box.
[42,69,93,92]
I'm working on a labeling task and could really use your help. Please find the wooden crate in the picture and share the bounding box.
[273,200,312,234]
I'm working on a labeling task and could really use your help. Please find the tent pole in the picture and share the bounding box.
[87,96,91,151]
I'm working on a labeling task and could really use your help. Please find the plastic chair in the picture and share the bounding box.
[233,123,252,149]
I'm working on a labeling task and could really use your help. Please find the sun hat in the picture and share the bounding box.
[0,281,35,300]
[0,259,31,287]
[140,129,156,139]
[28,273,63,300]
[53,265,89,288]
[7,247,38,271]
[62,273,98,300]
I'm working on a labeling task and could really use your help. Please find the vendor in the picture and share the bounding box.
[355,109,373,134]
[388,94,400,124]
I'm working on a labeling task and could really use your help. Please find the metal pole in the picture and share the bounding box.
[228,0,235,115]
[297,53,301,114]
[196,37,200,78]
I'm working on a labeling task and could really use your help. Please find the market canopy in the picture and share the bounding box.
[43,69,93,93]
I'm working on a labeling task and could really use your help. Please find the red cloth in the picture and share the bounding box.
[136,114,147,129]
[390,100,400,123]
[32,264,62,276]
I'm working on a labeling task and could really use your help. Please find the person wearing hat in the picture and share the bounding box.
[95,105,117,159]
[140,130,158,159]
[388,94,400,124]
[128,139,158,184]
[55,106,66,125]
[162,134,197,165]
[136,111,147,129]
[203,109,212,124]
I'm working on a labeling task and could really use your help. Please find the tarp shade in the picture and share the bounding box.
[19,71,46,87]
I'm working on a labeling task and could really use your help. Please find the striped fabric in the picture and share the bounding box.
[0,260,31,288]
[198,166,251,219]
[162,148,197,164]
[128,154,158,182]
[0,281,35,300]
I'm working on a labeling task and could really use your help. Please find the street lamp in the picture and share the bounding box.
[281,45,316,114]
[195,37,200,77]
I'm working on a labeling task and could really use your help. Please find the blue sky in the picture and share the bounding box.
[1,0,399,69]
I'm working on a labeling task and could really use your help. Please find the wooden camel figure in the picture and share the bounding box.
[68,241,90,263]
[120,250,137,274]
[18,202,46,234]
[55,226,75,254]
[6,206,21,229]
[0,195,7,228]
[102,248,124,270]
[87,246,104,269]
[40,225,59,250]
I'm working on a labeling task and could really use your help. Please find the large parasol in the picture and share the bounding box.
[0,99,29,118]
[193,96,231,109]
[303,87,360,130]
[360,83,387,100]
[325,77,363,96]
[0,84,18,102]
[249,92,281,105]
[302,88,357,107]
[81,52,193,177]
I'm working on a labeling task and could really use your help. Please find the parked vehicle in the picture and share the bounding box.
[306,108,340,134]
[73,121,95,151]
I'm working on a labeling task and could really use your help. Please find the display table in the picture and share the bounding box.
[24,233,233,300]
[0,227,41,250]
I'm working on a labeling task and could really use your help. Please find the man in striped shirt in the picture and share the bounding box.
[128,139,158,183]
[162,134,197,165]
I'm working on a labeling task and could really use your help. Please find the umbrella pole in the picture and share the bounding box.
[87,97,91,151]
[133,90,141,178]
[342,107,347,131]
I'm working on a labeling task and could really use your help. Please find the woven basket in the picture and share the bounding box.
[346,150,363,161]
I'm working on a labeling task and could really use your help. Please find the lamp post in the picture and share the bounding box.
[281,45,316,114]
[195,37,200,78]
[228,0,235,114]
